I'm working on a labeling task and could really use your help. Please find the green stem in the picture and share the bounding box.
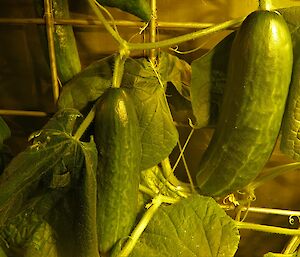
[155,169,190,198]
[247,162,300,190]
[87,0,126,45]
[160,158,190,190]
[258,0,271,10]
[266,253,297,257]
[236,221,300,235]
[127,16,244,51]
[112,53,127,88]
[283,234,300,254]
[73,104,97,140]
[139,185,179,204]
[117,196,163,257]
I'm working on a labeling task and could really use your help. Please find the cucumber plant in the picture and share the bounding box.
[2,1,300,257]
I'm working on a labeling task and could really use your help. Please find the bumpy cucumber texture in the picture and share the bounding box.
[196,10,293,197]
[95,88,141,254]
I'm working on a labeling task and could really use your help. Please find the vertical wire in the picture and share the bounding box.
[44,0,59,104]
[149,0,157,62]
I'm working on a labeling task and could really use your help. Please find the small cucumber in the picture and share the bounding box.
[34,0,81,84]
[95,88,141,254]
[97,0,151,21]
[196,10,293,197]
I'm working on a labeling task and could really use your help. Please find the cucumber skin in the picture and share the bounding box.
[95,88,141,254]
[52,0,81,84]
[196,10,293,197]
[97,0,151,21]
[34,0,81,84]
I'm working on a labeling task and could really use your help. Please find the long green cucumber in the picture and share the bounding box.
[34,0,81,84]
[196,10,293,197]
[95,88,141,254]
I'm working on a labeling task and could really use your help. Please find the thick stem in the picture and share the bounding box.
[247,162,300,190]
[127,16,244,51]
[73,104,97,140]
[160,158,188,189]
[236,221,300,235]
[116,196,163,257]
[283,234,300,254]
[112,54,127,88]
[259,0,271,10]
[87,0,125,45]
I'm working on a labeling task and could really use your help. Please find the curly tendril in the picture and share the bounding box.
[289,215,300,226]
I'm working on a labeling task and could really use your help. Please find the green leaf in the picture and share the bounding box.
[0,190,62,257]
[74,139,100,257]
[159,52,194,125]
[57,56,114,110]
[130,195,240,257]
[0,109,84,226]
[123,57,179,170]
[158,52,192,101]
[190,32,234,127]
[24,221,58,257]
[0,117,10,145]
[1,213,58,257]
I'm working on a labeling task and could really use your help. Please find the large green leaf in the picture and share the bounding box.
[74,139,99,257]
[0,109,84,226]
[0,189,63,257]
[158,52,191,101]
[123,57,179,170]
[130,195,240,257]
[0,114,99,257]
[57,56,114,110]
[190,32,234,127]
[24,221,58,257]
[1,213,58,257]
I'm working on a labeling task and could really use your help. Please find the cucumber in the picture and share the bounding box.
[95,88,141,254]
[97,0,151,21]
[34,0,81,84]
[196,10,293,197]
